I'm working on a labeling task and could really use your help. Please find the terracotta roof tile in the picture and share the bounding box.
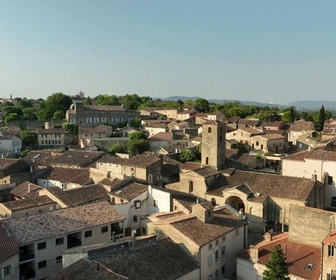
[170,207,243,246]
[48,184,109,207]
[149,132,173,141]
[0,223,19,263]
[111,182,147,201]
[207,169,319,202]
[40,167,93,185]
[4,201,125,245]
[241,233,321,280]
[97,238,199,280]
[2,195,55,211]
[283,149,336,162]
[125,152,161,168]
[10,181,42,198]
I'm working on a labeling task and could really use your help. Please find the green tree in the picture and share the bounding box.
[235,142,248,154]
[263,244,289,280]
[20,130,38,145]
[108,144,125,155]
[62,122,77,133]
[53,110,65,120]
[38,93,72,120]
[4,113,19,124]
[194,98,210,112]
[316,105,326,131]
[179,148,195,162]
[22,107,38,120]
[127,132,149,156]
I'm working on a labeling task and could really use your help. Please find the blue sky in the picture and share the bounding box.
[1,0,336,104]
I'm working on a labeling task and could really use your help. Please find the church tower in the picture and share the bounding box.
[201,120,226,170]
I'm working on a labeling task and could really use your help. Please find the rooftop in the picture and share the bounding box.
[97,238,198,280]
[125,152,161,168]
[4,201,124,245]
[2,195,55,211]
[111,182,147,201]
[0,223,19,263]
[169,207,244,246]
[46,184,109,207]
[239,232,321,280]
[10,181,43,198]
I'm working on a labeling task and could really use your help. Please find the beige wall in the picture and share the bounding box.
[0,254,19,280]
[25,222,119,280]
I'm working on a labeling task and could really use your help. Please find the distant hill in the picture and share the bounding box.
[285,100,336,110]
[159,96,281,108]
[159,96,336,110]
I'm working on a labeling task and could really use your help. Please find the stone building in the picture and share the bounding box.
[201,120,226,170]
[66,102,140,126]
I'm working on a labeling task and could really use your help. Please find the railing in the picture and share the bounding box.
[19,252,35,262]
[67,239,82,249]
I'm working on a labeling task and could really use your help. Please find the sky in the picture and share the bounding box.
[1,0,336,105]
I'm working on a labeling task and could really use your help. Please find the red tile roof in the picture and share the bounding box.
[0,223,19,263]
[240,233,321,280]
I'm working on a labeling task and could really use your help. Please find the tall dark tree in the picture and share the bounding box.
[316,105,326,131]
[263,244,289,280]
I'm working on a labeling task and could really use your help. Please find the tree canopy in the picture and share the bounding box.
[37,93,72,120]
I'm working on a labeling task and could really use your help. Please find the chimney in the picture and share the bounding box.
[28,184,31,193]
[249,245,259,263]
[263,232,272,242]
[239,208,245,220]
[131,229,136,250]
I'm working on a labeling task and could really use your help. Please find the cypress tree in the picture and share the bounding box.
[263,244,290,280]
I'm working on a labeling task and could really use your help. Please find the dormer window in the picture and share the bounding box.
[306,263,313,270]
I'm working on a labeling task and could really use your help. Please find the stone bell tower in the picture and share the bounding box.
[201,120,226,170]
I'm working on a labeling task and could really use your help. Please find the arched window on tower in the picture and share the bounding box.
[206,157,209,165]
[208,127,212,133]
[189,181,194,193]
[220,135,223,142]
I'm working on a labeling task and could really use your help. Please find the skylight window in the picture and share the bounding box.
[306,263,314,270]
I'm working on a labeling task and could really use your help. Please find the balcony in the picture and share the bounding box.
[67,232,82,249]
[19,251,35,262]
[19,244,35,263]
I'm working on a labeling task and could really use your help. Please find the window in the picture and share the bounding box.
[55,237,64,245]
[331,197,336,207]
[215,250,219,262]
[134,200,141,209]
[38,242,46,250]
[208,243,213,250]
[306,263,314,270]
[3,265,10,276]
[133,215,138,223]
[85,230,92,238]
[221,265,226,275]
[221,246,226,259]
[329,244,335,257]
[56,256,62,263]
[208,127,212,133]
[38,260,47,269]
[208,254,213,267]
[222,236,226,242]
[206,157,209,165]
[189,181,194,193]
[101,226,108,233]
[329,176,333,185]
